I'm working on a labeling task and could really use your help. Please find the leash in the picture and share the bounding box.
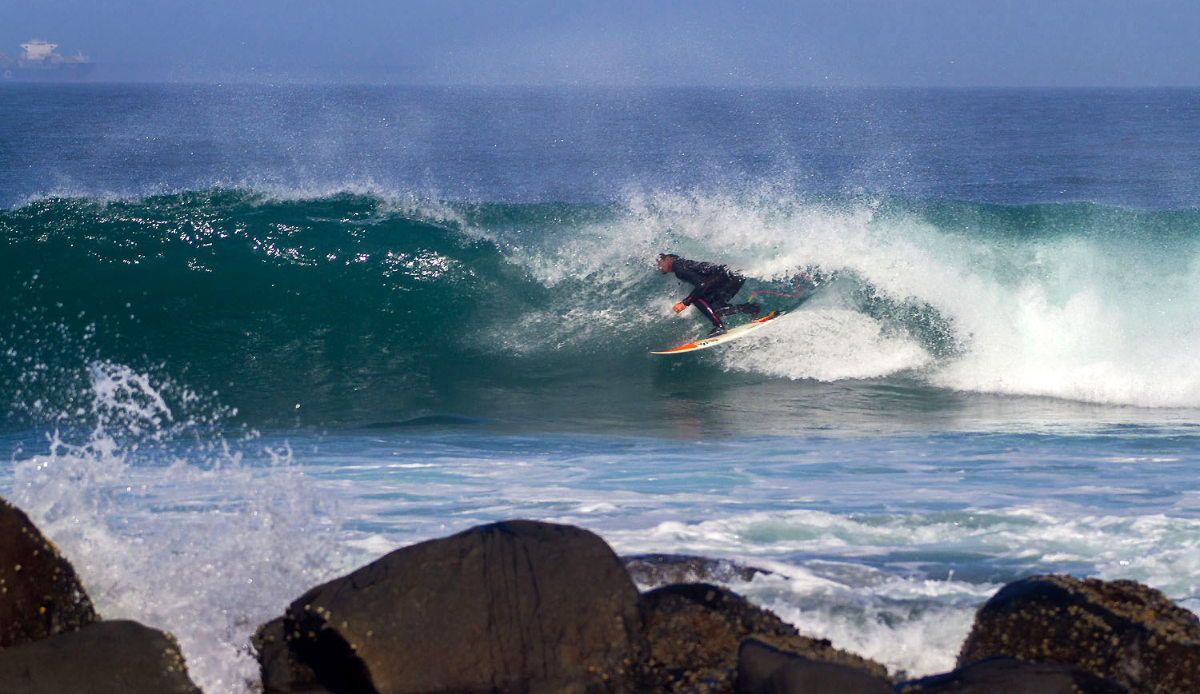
[746,273,811,303]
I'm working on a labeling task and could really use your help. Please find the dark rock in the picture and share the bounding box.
[958,574,1200,694]
[255,616,334,694]
[0,619,202,694]
[623,554,773,588]
[0,496,96,649]
[896,656,1129,693]
[642,583,889,694]
[258,519,649,694]
[736,638,895,694]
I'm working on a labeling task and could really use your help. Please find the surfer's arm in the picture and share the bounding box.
[672,264,706,305]
[681,275,720,306]
[671,259,725,306]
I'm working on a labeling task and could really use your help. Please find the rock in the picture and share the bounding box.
[623,554,773,589]
[255,617,333,694]
[958,574,1200,694]
[0,496,96,649]
[258,519,649,694]
[736,638,895,694]
[642,582,889,694]
[896,655,1129,693]
[0,619,202,694]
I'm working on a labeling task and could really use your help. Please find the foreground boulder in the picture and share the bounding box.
[0,496,96,649]
[737,638,894,694]
[0,619,202,694]
[257,519,649,694]
[642,582,889,693]
[958,575,1200,694]
[897,655,1129,693]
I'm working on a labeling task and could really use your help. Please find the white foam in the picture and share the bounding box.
[721,307,932,381]
[9,365,357,694]
[578,191,1200,408]
[752,577,982,679]
[598,504,1200,676]
[12,406,1200,690]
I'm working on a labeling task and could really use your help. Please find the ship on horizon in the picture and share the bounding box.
[1,40,95,80]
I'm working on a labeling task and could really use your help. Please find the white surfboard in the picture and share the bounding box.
[651,310,788,355]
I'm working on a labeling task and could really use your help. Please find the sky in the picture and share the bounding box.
[3,0,1199,86]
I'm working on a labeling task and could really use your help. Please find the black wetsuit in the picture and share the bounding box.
[669,258,759,332]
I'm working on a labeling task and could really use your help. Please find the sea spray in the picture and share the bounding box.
[10,361,355,694]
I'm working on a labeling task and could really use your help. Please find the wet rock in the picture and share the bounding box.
[896,655,1129,693]
[623,554,773,589]
[736,638,895,694]
[0,496,96,649]
[258,519,649,694]
[255,616,334,694]
[0,619,202,694]
[642,582,889,694]
[958,574,1200,694]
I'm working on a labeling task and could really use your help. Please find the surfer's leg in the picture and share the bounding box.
[712,301,760,317]
[692,299,726,335]
[733,302,762,318]
[709,282,761,320]
[707,275,755,318]
[710,301,739,317]
[717,274,745,300]
[729,275,765,318]
[726,275,762,317]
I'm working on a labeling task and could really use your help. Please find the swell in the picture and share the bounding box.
[0,191,570,428]
[4,189,1200,431]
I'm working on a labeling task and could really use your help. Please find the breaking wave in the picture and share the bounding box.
[4,188,1200,429]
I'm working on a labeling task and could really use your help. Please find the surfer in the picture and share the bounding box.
[656,253,760,337]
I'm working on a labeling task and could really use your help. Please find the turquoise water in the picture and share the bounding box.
[3,85,1200,692]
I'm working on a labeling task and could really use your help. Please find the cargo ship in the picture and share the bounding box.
[1,40,95,80]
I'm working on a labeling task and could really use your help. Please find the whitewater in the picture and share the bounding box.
[3,84,1200,693]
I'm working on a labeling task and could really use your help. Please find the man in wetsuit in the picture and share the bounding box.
[657,253,760,337]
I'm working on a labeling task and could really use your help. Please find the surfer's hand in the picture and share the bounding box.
[672,302,686,313]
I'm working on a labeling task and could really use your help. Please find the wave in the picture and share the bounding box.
[4,188,1200,429]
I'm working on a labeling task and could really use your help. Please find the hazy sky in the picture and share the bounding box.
[3,0,1199,86]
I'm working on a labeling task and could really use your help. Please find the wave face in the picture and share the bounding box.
[4,189,1200,429]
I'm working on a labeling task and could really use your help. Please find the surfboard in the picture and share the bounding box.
[651,310,788,355]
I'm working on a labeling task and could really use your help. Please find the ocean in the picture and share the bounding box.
[3,83,1200,692]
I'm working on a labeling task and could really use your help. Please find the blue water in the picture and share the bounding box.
[4,84,1200,692]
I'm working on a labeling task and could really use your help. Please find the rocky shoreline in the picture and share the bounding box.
[2,496,1197,693]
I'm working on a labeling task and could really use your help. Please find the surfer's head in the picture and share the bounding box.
[657,253,679,273]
